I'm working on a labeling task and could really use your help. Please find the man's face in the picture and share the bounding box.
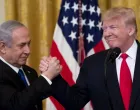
[102,18,135,52]
[4,26,31,67]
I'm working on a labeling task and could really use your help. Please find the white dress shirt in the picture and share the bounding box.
[0,56,30,85]
[0,57,52,85]
[116,40,137,83]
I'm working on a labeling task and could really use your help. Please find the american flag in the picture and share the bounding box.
[48,0,109,110]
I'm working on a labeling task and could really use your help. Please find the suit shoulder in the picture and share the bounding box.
[81,49,109,68]
[23,65,38,75]
[86,49,109,61]
[23,65,35,71]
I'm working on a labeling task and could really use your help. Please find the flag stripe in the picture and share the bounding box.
[52,24,80,82]
[46,98,57,110]
[93,40,105,53]
[51,40,75,85]
[49,96,65,110]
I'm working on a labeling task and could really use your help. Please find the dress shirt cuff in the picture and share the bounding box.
[41,74,52,85]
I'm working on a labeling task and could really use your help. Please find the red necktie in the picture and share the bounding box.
[120,53,132,110]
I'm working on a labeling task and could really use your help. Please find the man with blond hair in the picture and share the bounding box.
[40,7,140,110]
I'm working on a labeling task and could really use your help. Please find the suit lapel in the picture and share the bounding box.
[22,66,37,84]
[106,61,124,110]
[0,60,26,89]
[2,61,37,87]
[130,44,140,109]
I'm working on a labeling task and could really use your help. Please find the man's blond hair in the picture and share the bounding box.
[102,7,137,33]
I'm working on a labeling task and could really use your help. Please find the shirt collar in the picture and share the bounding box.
[0,56,22,73]
[117,40,137,60]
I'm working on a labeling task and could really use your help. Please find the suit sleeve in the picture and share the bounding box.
[0,69,52,110]
[51,58,90,110]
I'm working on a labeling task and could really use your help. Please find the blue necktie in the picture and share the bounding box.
[18,69,28,86]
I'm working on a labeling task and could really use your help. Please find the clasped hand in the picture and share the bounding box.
[39,56,62,80]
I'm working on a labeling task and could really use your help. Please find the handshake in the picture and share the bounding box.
[39,56,62,80]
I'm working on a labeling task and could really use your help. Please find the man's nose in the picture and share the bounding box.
[24,45,30,54]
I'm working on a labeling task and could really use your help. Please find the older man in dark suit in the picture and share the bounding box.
[0,20,62,110]
[40,7,140,110]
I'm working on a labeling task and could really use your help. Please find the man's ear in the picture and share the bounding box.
[128,26,135,36]
[0,41,6,54]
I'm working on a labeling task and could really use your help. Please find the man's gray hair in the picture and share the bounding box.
[0,20,25,47]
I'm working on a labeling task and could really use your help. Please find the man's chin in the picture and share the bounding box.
[108,42,118,49]
[20,60,27,65]
[109,45,116,49]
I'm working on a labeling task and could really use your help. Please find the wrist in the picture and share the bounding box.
[42,72,54,80]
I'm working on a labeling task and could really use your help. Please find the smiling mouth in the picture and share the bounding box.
[106,37,117,41]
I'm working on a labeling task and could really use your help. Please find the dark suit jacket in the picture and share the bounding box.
[51,41,140,110]
[0,60,52,110]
